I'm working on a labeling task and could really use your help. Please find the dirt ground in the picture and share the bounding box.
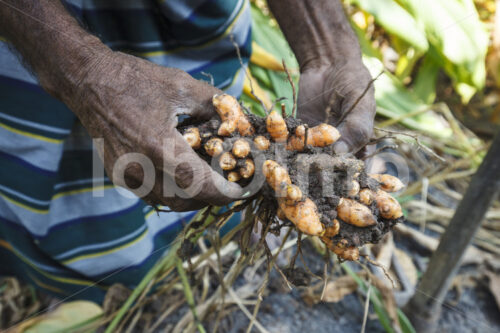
[132,230,500,333]
[215,240,500,333]
[1,222,499,332]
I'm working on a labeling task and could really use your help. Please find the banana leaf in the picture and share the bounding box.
[248,2,452,138]
[16,301,103,333]
[363,56,452,138]
[397,0,489,102]
[351,0,488,103]
[350,0,428,52]
[412,51,442,104]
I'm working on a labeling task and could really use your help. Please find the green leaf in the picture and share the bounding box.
[240,90,268,117]
[397,309,417,333]
[363,56,452,137]
[342,264,417,333]
[177,258,207,333]
[455,82,477,103]
[342,264,395,333]
[250,4,298,115]
[398,0,488,100]
[395,48,422,81]
[349,18,383,59]
[351,0,428,52]
[249,64,272,89]
[413,54,441,104]
[19,301,103,333]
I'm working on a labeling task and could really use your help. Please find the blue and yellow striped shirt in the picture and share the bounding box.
[0,0,251,301]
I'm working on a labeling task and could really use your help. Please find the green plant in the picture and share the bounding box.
[349,0,489,104]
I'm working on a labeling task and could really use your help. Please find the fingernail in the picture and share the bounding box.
[334,141,349,154]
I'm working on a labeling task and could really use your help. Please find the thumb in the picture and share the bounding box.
[165,130,244,205]
[175,77,222,121]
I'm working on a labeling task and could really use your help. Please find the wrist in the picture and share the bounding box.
[268,0,361,72]
[39,34,112,104]
[296,33,362,73]
[0,0,112,102]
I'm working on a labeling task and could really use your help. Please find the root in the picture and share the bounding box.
[282,60,297,118]
[230,34,269,115]
[335,70,384,126]
[361,254,396,288]
[374,127,446,163]
[162,75,409,332]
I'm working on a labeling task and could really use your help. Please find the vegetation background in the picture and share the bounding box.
[2,0,500,332]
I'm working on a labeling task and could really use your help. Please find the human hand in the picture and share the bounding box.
[68,50,243,211]
[0,0,243,210]
[267,0,376,154]
[296,61,376,155]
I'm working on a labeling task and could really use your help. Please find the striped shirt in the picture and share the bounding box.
[0,0,250,301]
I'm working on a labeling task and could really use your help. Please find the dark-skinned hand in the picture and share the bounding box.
[297,61,375,155]
[72,51,243,211]
[0,0,243,212]
[268,0,376,155]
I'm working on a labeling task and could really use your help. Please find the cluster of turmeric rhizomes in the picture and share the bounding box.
[321,175,404,260]
[182,94,341,182]
[181,94,405,261]
[264,157,404,261]
[182,94,259,182]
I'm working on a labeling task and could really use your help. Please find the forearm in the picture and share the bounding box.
[268,0,360,70]
[0,0,108,103]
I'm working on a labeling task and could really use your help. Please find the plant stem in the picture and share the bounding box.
[404,131,500,332]
[177,257,207,333]
[104,244,179,333]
